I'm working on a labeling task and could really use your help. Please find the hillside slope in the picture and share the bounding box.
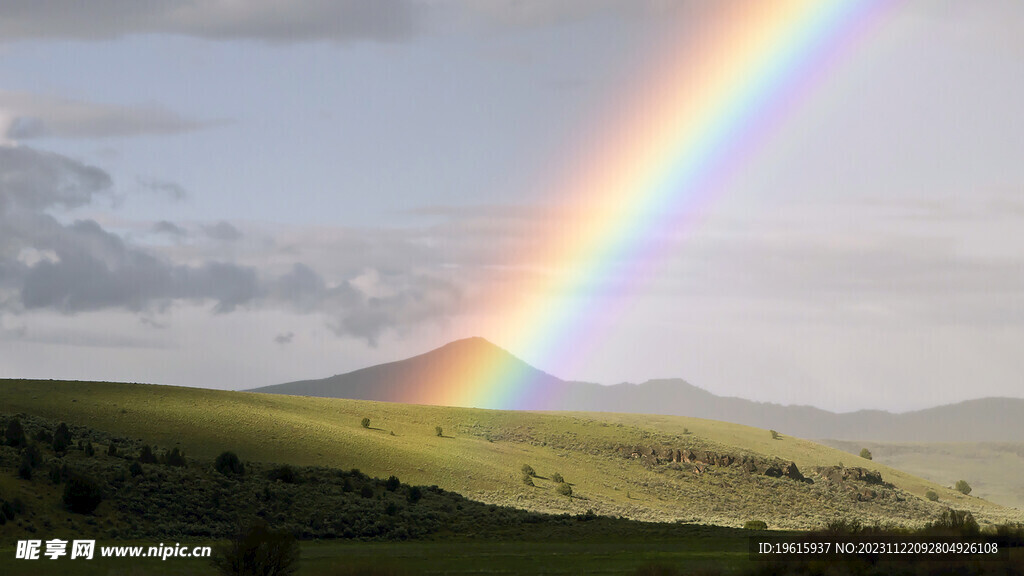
[253,338,1024,442]
[2,379,1020,530]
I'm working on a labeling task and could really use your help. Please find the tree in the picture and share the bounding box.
[770,430,781,440]
[215,451,245,476]
[64,474,103,514]
[556,483,572,497]
[521,464,535,477]
[955,480,972,495]
[211,520,299,576]
[551,472,564,483]
[361,418,370,429]
[385,475,401,491]
[860,448,872,460]
[138,445,157,464]
[435,426,443,437]
[163,447,186,467]
[52,423,72,453]
[4,418,26,448]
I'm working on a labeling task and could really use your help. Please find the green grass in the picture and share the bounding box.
[1,378,1020,530]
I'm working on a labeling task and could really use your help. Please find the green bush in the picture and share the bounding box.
[267,465,298,484]
[52,423,71,453]
[361,417,371,429]
[138,445,157,464]
[556,483,572,497]
[521,474,534,487]
[435,426,443,437]
[859,448,872,460]
[744,520,768,530]
[129,461,143,477]
[163,447,186,467]
[551,472,564,483]
[386,475,401,491]
[955,480,972,495]
[215,451,245,476]
[925,490,939,502]
[211,520,299,576]
[4,418,26,448]
[63,474,103,514]
[769,430,781,440]
[521,464,535,477]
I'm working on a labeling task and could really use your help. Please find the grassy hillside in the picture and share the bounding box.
[2,379,1020,529]
[822,440,1024,510]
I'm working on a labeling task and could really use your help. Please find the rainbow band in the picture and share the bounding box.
[438,0,895,410]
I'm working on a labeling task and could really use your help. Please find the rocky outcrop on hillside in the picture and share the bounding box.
[810,466,896,502]
[619,445,811,483]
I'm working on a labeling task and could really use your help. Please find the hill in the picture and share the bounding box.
[2,378,1021,531]
[252,337,1024,443]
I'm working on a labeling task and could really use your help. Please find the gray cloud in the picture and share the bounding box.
[138,178,188,202]
[203,221,243,242]
[152,220,188,238]
[1,145,465,344]
[0,91,212,142]
[0,1,419,44]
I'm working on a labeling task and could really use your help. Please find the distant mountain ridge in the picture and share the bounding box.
[250,337,1024,442]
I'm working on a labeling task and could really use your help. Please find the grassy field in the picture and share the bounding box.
[1,378,1020,530]
[822,440,1024,510]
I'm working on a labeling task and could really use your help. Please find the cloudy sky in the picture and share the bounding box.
[1,1,1022,412]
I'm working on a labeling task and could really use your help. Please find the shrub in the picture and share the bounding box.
[556,483,572,497]
[931,509,979,537]
[385,476,401,491]
[521,474,534,487]
[360,485,374,498]
[64,474,103,514]
[129,461,143,477]
[955,480,972,495]
[107,443,118,457]
[361,417,370,429]
[83,441,95,457]
[925,490,939,502]
[52,423,71,453]
[267,465,298,484]
[551,472,564,483]
[521,464,535,477]
[215,451,245,476]
[211,520,299,576]
[435,426,443,437]
[407,486,423,504]
[769,430,781,440]
[859,448,872,460]
[138,445,157,464]
[744,520,768,530]
[4,418,26,448]
[163,447,187,467]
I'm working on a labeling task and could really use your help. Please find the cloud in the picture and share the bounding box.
[274,331,294,345]
[203,221,243,242]
[0,1,420,44]
[138,178,188,202]
[0,91,213,142]
[152,220,188,238]
[0,145,465,345]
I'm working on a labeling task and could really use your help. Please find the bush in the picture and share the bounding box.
[521,473,534,487]
[63,474,103,514]
[521,464,535,477]
[361,417,370,429]
[925,490,939,502]
[83,441,95,457]
[435,426,443,437]
[360,485,374,498]
[744,520,768,530]
[556,483,572,497]
[407,486,423,504]
[163,447,186,467]
[211,520,299,576]
[138,445,157,464]
[215,451,245,476]
[52,423,71,453]
[769,430,781,440]
[955,480,972,495]
[931,509,979,537]
[385,475,401,491]
[107,443,118,457]
[4,418,26,448]
[859,448,872,460]
[551,472,564,483]
[129,461,143,477]
[267,465,298,484]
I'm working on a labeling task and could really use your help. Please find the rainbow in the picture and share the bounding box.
[429,0,896,410]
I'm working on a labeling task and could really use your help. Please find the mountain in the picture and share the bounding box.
[251,337,1024,443]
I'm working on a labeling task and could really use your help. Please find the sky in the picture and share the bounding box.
[1,1,1023,413]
